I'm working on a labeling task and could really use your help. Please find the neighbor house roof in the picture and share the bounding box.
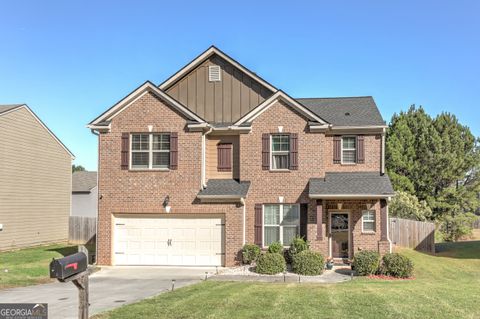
[72,171,98,193]
[309,172,395,199]
[0,104,75,159]
[197,179,251,199]
[297,97,386,127]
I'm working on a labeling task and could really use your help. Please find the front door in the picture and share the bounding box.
[331,213,349,258]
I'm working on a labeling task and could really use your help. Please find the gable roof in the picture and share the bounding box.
[159,45,277,93]
[88,81,205,127]
[0,104,24,115]
[0,104,75,159]
[234,90,329,126]
[309,172,394,199]
[72,171,98,193]
[297,97,386,127]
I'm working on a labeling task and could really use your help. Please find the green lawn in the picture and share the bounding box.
[0,243,77,289]
[96,240,480,319]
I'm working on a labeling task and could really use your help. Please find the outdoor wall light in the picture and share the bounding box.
[163,195,171,213]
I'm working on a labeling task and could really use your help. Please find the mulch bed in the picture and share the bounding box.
[367,274,415,280]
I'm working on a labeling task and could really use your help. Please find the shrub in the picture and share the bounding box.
[390,191,432,221]
[242,244,260,264]
[440,213,477,242]
[352,250,380,276]
[380,253,414,278]
[285,236,310,264]
[292,250,325,276]
[267,241,283,254]
[255,253,286,275]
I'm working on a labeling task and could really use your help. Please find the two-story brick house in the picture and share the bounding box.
[88,46,394,267]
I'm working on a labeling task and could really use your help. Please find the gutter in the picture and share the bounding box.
[309,194,395,199]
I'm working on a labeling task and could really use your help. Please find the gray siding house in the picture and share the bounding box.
[0,104,74,250]
[72,171,98,218]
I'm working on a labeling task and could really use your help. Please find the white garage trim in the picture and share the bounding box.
[113,214,225,266]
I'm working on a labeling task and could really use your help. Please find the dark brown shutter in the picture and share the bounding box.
[316,201,323,240]
[217,143,232,172]
[262,133,270,170]
[121,133,129,170]
[300,203,308,240]
[357,135,365,164]
[380,199,388,241]
[170,132,178,170]
[254,204,263,246]
[333,136,341,164]
[289,133,298,170]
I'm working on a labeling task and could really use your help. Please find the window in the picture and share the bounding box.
[362,210,375,232]
[342,136,356,164]
[131,133,170,169]
[271,135,290,170]
[264,204,299,246]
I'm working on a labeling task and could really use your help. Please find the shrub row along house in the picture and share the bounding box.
[88,46,395,267]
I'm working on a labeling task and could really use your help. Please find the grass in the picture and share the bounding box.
[95,240,480,319]
[0,243,77,289]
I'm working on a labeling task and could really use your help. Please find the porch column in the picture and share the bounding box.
[316,200,324,240]
[380,199,388,241]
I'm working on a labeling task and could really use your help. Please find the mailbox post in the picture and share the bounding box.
[50,252,90,319]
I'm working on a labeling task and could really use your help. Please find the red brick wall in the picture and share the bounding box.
[97,92,243,266]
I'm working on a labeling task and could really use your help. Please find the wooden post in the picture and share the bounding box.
[72,275,89,319]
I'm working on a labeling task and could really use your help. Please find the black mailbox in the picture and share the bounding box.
[50,252,88,280]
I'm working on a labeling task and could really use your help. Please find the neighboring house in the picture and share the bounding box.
[0,104,74,250]
[72,171,98,218]
[88,46,395,267]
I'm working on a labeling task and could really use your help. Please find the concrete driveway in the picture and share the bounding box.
[0,266,216,319]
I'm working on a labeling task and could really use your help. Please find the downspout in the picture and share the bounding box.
[387,196,392,253]
[201,125,213,189]
[240,197,246,245]
[381,127,386,175]
[90,129,100,265]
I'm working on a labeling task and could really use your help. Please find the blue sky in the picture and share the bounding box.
[1,1,478,170]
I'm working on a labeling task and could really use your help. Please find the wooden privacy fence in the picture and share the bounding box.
[69,216,97,244]
[389,217,435,253]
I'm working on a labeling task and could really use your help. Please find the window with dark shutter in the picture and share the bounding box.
[333,136,341,164]
[121,133,129,170]
[262,134,270,170]
[217,143,232,172]
[254,204,263,246]
[169,132,178,170]
[289,133,298,170]
[357,135,365,164]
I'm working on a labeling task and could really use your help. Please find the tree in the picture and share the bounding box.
[72,164,86,173]
[390,191,432,221]
[386,105,480,240]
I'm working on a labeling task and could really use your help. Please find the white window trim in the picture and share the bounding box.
[361,210,376,233]
[130,133,170,170]
[341,135,357,165]
[270,134,290,171]
[262,204,300,248]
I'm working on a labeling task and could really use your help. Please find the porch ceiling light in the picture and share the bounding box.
[337,203,343,210]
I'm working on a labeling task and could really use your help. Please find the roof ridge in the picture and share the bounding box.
[296,96,373,100]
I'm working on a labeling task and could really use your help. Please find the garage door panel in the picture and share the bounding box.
[114,215,224,266]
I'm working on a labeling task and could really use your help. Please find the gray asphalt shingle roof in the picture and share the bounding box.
[72,171,98,193]
[198,179,251,197]
[0,104,24,115]
[309,172,394,197]
[297,97,385,126]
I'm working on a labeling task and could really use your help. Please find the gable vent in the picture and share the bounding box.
[208,65,221,82]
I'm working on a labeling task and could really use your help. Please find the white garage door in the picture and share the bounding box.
[114,215,225,266]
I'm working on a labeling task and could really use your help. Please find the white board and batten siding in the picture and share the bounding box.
[0,107,72,250]
[113,214,225,266]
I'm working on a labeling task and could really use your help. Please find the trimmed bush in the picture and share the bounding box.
[267,241,283,254]
[352,250,380,276]
[381,253,414,278]
[242,244,261,264]
[292,250,325,276]
[256,253,286,275]
[285,236,310,264]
